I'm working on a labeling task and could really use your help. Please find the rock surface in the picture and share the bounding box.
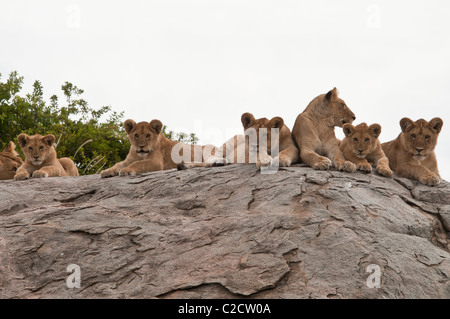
[1,164,450,299]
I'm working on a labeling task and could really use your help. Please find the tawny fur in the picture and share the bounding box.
[180,113,300,170]
[382,117,443,186]
[292,87,357,172]
[339,123,392,177]
[0,142,23,180]
[100,119,224,177]
[14,134,79,180]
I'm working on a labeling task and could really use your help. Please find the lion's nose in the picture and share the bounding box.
[34,156,39,160]
[416,148,424,153]
[352,115,356,121]
[358,150,364,154]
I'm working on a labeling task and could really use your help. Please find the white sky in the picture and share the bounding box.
[1,0,449,180]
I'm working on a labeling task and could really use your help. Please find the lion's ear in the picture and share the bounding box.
[429,117,443,134]
[43,134,55,147]
[269,117,284,129]
[124,119,136,134]
[400,118,415,133]
[342,123,355,137]
[325,87,338,101]
[369,124,382,139]
[6,141,16,153]
[17,134,29,148]
[241,113,256,130]
[150,120,163,135]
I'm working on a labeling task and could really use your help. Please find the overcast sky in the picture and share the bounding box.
[1,0,449,180]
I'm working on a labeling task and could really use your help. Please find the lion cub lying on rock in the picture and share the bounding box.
[339,123,392,177]
[14,134,79,180]
[382,117,443,186]
[101,119,224,177]
[179,112,300,170]
[0,142,23,180]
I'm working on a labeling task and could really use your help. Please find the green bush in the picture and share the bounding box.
[0,71,198,175]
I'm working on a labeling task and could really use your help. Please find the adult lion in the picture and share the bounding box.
[0,142,23,180]
[292,87,357,172]
[382,117,443,186]
[14,134,79,180]
[100,119,224,177]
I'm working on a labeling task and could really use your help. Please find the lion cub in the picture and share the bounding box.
[179,112,300,170]
[225,112,300,168]
[292,87,357,172]
[382,117,443,186]
[339,123,392,177]
[0,142,23,180]
[101,119,224,177]
[14,134,79,180]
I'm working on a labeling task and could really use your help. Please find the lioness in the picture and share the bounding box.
[339,123,392,177]
[179,112,300,170]
[100,119,224,177]
[382,117,443,186]
[292,87,357,172]
[0,142,23,180]
[14,134,79,180]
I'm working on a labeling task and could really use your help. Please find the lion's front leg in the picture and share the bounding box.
[327,144,356,173]
[119,159,164,176]
[14,166,31,181]
[273,146,300,167]
[32,165,64,178]
[374,157,392,178]
[100,162,125,178]
[256,151,273,169]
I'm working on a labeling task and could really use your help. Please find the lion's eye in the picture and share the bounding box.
[12,167,17,171]
[425,135,431,140]
[342,103,346,108]
[353,138,358,142]
[29,147,33,151]
[134,134,139,139]
[365,138,370,143]
[146,134,151,139]
[39,146,44,150]
[411,134,416,139]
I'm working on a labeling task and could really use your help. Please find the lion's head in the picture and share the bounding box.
[124,119,163,158]
[0,142,23,180]
[241,112,284,155]
[17,134,56,166]
[342,123,381,158]
[399,117,443,160]
[316,87,356,127]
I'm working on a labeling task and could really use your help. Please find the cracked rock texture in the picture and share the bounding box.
[1,164,450,298]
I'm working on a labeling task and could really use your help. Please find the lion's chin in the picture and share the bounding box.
[356,154,366,159]
[33,161,42,166]
[136,151,150,158]
[413,154,427,161]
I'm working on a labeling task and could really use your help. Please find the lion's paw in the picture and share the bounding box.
[100,168,119,178]
[313,157,332,170]
[357,163,372,173]
[336,160,357,173]
[376,165,393,178]
[256,154,273,169]
[32,170,49,178]
[14,172,30,181]
[119,167,137,177]
[419,172,441,186]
